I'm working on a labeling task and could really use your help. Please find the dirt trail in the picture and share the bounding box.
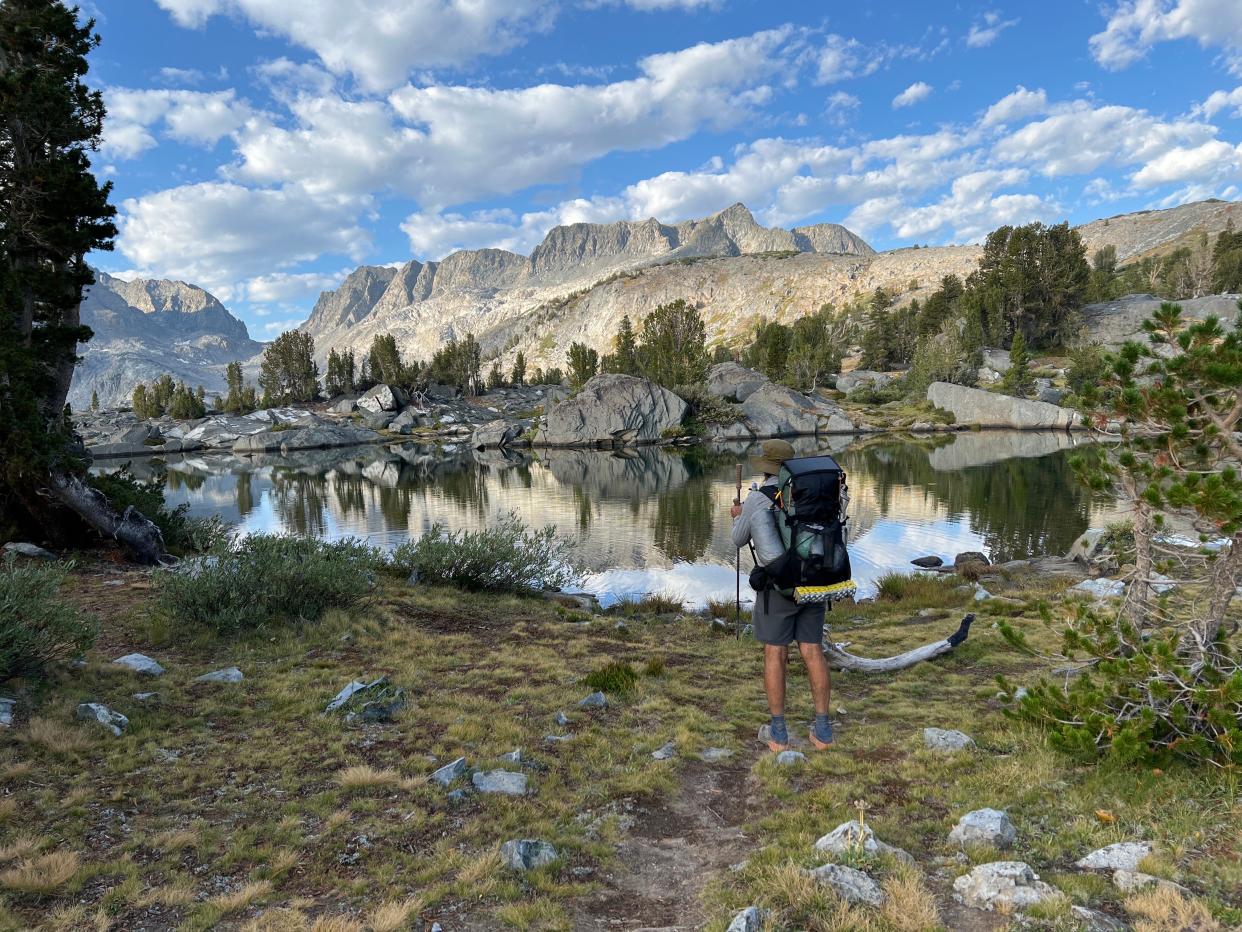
[565,758,756,931]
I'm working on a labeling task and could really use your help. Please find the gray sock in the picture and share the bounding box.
[769,714,788,743]
[814,713,833,742]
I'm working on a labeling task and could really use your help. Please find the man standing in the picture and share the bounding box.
[730,439,834,752]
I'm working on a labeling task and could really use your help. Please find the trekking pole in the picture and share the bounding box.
[735,463,743,641]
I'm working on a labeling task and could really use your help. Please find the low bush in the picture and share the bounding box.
[583,661,639,694]
[0,557,97,679]
[674,383,738,431]
[1064,342,1109,397]
[614,592,685,616]
[873,571,963,607]
[156,535,382,633]
[392,513,577,595]
[846,379,908,405]
[89,469,229,553]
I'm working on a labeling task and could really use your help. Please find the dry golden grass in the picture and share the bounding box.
[337,765,403,789]
[38,904,111,932]
[210,879,273,915]
[367,897,423,931]
[0,850,79,894]
[151,827,199,851]
[309,916,366,932]
[324,809,351,831]
[0,761,33,782]
[1126,887,1224,932]
[240,908,311,932]
[23,718,92,755]
[0,834,45,861]
[136,877,196,907]
[0,798,14,824]
[880,869,940,931]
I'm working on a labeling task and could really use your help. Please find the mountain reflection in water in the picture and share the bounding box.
[141,431,1118,606]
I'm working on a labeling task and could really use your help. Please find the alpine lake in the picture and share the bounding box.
[108,430,1121,607]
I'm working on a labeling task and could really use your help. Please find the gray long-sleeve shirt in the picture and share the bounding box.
[731,477,786,566]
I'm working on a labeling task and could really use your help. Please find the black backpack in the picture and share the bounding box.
[748,455,851,600]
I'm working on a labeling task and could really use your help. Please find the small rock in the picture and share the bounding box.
[923,727,976,752]
[652,740,677,760]
[2,542,55,560]
[775,750,806,766]
[194,666,243,684]
[1076,841,1152,872]
[0,697,14,728]
[446,788,470,805]
[814,820,914,864]
[554,710,571,726]
[1071,578,1126,599]
[429,757,466,786]
[472,770,528,795]
[543,734,571,744]
[973,585,992,601]
[726,906,765,932]
[911,555,944,568]
[807,863,886,907]
[954,551,991,568]
[131,692,159,702]
[501,748,522,764]
[112,653,165,677]
[75,702,128,736]
[953,861,1057,912]
[949,808,1017,849]
[578,691,608,709]
[500,838,558,871]
[1071,905,1128,932]
[1112,869,1189,896]
[699,747,733,762]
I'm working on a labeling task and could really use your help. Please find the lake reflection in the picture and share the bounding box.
[142,432,1118,606]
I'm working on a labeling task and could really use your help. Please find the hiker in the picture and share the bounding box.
[730,439,836,752]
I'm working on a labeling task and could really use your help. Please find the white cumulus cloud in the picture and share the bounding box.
[966,11,1020,48]
[892,81,933,108]
[1090,0,1242,72]
[981,86,1048,126]
[103,88,253,158]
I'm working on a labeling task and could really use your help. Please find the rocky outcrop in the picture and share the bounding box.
[357,383,408,413]
[835,369,891,393]
[1077,199,1242,262]
[70,271,264,410]
[1082,292,1239,351]
[740,383,855,437]
[953,861,1058,912]
[706,362,768,402]
[926,382,1083,430]
[232,421,380,455]
[540,374,686,447]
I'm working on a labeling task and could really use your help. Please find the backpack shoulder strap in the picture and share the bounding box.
[757,486,778,504]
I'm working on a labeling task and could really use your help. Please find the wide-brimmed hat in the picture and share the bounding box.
[750,438,795,476]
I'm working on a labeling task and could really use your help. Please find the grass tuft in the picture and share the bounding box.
[337,765,404,789]
[1126,886,1223,932]
[583,661,639,694]
[367,897,424,931]
[209,879,272,915]
[873,571,963,607]
[0,850,79,894]
[22,717,93,756]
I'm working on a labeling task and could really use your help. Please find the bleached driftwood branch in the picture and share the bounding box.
[823,614,974,673]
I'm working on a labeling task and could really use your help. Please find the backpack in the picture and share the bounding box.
[747,455,851,602]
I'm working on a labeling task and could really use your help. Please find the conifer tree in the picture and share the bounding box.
[636,299,708,388]
[603,315,640,375]
[486,361,504,390]
[567,342,599,389]
[510,351,527,386]
[1001,330,1034,397]
[90,389,99,411]
[259,330,319,405]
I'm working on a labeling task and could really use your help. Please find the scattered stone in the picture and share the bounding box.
[911,555,944,568]
[500,839,558,871]
[131,692,159,702]
[1112,870,1189,896]
[807,863,886,907]
[76,702,128,736]
[578,691,608,709]
[954,551,991,568]
[429,757,467,787]
[725,906,765,932]
[814,820,914,864]
[1071,905,1128,932]
[194,666,243,684]
[836,369,893,394]
[325,676,405,719]
[501,748,522,765]
[949,808,1017,849]
[953,861,1057,912]
[472,770,528,796]
[2,542,55,560]
[923,727,976,752]
[652,740,677,760]
[973,585,993,602]
[699,747,733,762]
[1072,578,1126,599]
[446,789,470,805]
[1076,841,1152,872]
[543,734,571,744]
[775,750,806,766]
[554,710,571,727]
[112,653,165,677]
[0,698,14,728]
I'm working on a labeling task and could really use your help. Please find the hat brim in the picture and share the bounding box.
[750,455,784,475]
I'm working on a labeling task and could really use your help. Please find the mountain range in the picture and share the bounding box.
[73,198,1242,409]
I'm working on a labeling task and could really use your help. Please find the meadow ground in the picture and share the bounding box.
[0,564,1238,931]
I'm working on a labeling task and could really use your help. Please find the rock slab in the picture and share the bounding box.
[430,757,467,786]
[726,906,765,932]
[949,808,1017,849]
[927,381,1082,429]
[501,839,558,871]
[923,727,976,752]
[815,820,914,864]
[541,374,686,446]
[113,653,166,677]
[472,770,529,795]
[195,666,244,684]
[76,702,128,736]
[953,861,1058,912]
[806,863,886,907]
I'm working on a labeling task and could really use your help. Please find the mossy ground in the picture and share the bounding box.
[0,565,1238,931]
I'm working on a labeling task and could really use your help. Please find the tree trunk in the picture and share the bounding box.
[1182,534,1241,666]
[1124,495,1155,631]
[823,614,974,672]
[45,471,166,565]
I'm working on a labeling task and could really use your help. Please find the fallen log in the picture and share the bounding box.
[823,613,974,673]
[45,471,167,565]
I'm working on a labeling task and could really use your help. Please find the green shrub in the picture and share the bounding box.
[392,513,577,594]
[89,469,228,553]
[674,383,736,431]
[642,657,666,677]
[0,557,97,678]
[1065,342,1109,397]
[583,661,639,694]
[846,379,908,405]
[874,571,963,607]
[156,535,382,633]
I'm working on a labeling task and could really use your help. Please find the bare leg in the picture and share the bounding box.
[799,641,832,716]
[763,644,788,715]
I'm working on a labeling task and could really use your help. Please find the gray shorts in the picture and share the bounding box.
[753,589,826,645]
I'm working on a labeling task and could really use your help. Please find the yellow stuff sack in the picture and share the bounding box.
[793,580,857,605]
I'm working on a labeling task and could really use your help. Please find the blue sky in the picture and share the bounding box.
[82,0,1242,338]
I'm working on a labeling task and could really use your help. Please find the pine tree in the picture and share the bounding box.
[486,361,504,390]
[131,383,151,419]
[603,315,640,375]
[1001,330,1034,397]
[259,330,319,405]
[567,342,599,389]
[90,389,99,411]
[368,334,403,386]
[511,351,527,386]
[636,299,708,388]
